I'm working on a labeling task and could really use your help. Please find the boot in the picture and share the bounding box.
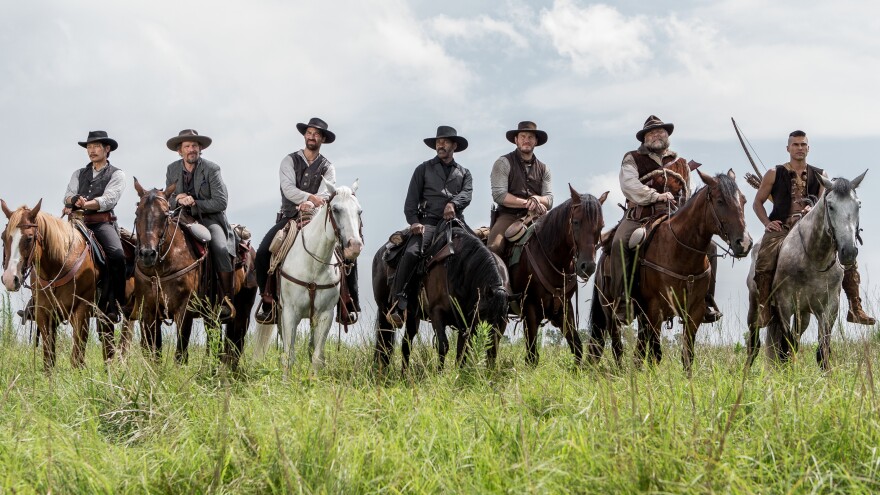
[336,263,361,325]
[703,247,722,323]
[105,259,127,323]
[255,276,276,324]
[387,297,406,329]
[217,271,236,320]
[703,295,723,323]
[17,297,35,323]
[754,272,774,327]
[843,267,875,325]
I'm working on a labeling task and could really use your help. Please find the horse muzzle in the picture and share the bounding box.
[576,259,597,279]
[343,238,363,261]
[730,233,753,258]
[839,245,858,267]
[138,248,159,267]
[1,270,22,292]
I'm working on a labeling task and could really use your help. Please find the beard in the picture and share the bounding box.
[644,136,669,153]
[305,141,320,151]
[184,151,200,165]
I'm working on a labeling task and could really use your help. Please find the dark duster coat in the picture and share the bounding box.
[403,156,473,226]
[165,158,235,257]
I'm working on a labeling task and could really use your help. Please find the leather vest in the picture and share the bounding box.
[768,164,823,222]
[279,152,329,218]
[497,151,547,215]
[77,163,119,214]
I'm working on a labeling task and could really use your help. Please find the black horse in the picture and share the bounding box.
[373,225,508,372]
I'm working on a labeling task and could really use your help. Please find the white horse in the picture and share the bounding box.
[252,179,363,373]
[747,171,865,369]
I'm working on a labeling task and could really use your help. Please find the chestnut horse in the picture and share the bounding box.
[1,200,119,370]
[131,180,257,368]
[507,186,608,366]
[589,170,752,372]
[373,223,509,372]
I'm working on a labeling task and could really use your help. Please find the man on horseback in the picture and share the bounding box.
[55,130,127,322]
[607,115,722,324]
[253,117,359,325]
[487,121,553,257]
[752,130,874,327]
[387,126,472,328]
[165,129,237,319]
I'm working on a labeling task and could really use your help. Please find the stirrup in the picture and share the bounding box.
[255,300,276,324]
[218,297,236,319]
[386,309,405,329]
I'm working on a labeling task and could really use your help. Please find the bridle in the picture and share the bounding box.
[799,189,851,271]
[667,184,738,258]
[299,191,363,272]
[134,194,183,265]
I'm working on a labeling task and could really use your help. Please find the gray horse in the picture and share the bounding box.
[746,171,866,369]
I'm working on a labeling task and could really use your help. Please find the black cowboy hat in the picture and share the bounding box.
[636,115,674,142]
[506,121,548,146]
[166,129,212,151]
[78,130,118,151]
[424,125,468,152]
[296,117,336,144]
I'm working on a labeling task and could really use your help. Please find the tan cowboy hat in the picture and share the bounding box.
[78,130,118,151]
[166,129,212,151]
[506,121,548,146]
[296,117,336,144]
[636,115,674,142]
[424,125,468,152]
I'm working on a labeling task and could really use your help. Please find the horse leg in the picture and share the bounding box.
[175,312,195,365]
[745,291,761,367]
[401,313,418,374]
[309,311,333,373]
[69,309,90,369]
[97,318,115,363]
[279,305,299,379]
[553,301,583,366]
[36,309,57,372]
[524,303,540,367]
[224,285,256,370]
[633,314,649,370]
[435,322,449,372]
[374,318,396,373]
[586,282,607,365]
[610,314,624,368]
[487,319,502,369]
[681,315,699,376]
[816,310,834,371]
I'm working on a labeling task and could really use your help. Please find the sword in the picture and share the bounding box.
[731,117,764,190]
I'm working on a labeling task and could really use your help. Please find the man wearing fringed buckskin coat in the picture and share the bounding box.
[752,129,874,327]
[386,125,472,328]
[606,115,722,325]
[165,129,237,320]
[487,121,553,257]
[253,117,360,325]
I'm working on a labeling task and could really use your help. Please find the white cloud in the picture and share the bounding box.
[539,1,651,76]
[426,14,528,50]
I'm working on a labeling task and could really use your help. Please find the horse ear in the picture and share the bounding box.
[598,191,610,204]
[0,199,12,219]
[28,199,43,221]
[818,174,834,191]
[851,169,868,189]
[726,168,737,181]
[134,177,146,197]
[322,176,336,195]
[351,178,359,193]
[569,183,581,203]
[698,169,715,186]
[163,183,177,198]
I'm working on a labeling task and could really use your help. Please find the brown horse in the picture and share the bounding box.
[1,200,120,370]
[505,186,608,366]
[373,223,509,372]
[589,170,752,372]
[131,180,257,369]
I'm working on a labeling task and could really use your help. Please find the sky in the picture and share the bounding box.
[2,0,879,345]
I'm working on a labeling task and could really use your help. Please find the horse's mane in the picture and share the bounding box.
[535,193,604,243]
[445,226,506,319]
[5,207,75,262]
[674,173,738,217]
[827,177,853,196]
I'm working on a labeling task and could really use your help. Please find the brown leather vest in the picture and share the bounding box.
[497,151,547,215]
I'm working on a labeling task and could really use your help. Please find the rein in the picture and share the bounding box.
[17,219,90,290]
[797,193,843,272]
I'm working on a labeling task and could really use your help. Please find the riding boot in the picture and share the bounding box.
[612,248,635,325]
[754,272,774,327]
[105,259,127,323]
[17,297,35,323]
[387,294,407,329]
[843,267,875,325]
[336,262,360,325]
[217,271,236,320]
[388,250,419,329]
[255,275,277,324]
[703,253,722,323]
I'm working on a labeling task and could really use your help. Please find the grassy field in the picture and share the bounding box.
[1,313,879,494]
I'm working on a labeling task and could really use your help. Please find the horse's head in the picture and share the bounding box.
[819,171,866,267]
[134,178,176,268]
[568,185,608,279]
[323,178,363,261]
[698,169,753,258]
[1,199,43,291]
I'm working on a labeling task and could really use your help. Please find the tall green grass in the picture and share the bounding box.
[0,311,878,494]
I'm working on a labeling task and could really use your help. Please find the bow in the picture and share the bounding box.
[731,117,764,190]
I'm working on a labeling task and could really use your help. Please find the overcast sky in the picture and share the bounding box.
[2,0,878,344]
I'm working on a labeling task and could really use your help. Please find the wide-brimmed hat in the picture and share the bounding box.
[636,115,674,142]
[424,125,468,152]
[166,129,212,151]
[506,121,548,146]
[296,117,336,144]
[78,130,118,151]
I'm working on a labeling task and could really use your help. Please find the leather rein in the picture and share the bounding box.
[15,219,92,291]
[133,196,206,287]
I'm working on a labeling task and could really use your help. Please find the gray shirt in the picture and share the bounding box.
[279,150,336,205]
[64,165,126,212]
[489,155,553,207]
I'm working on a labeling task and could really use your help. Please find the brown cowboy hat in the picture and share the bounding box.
[296,117,336,144]
[636,115,674,142]
[166,129,212,151]
[424,125,468,152]
[78,130,118,151]
[506,121,548,146]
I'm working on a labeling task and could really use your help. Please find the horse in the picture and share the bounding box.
[505,186,608,366]
[131,179,257,369]
[373,223,509,373]
[746,172,865,370]
[1,200,119,370]
[589,170,752,373]
[251,179,363,374]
